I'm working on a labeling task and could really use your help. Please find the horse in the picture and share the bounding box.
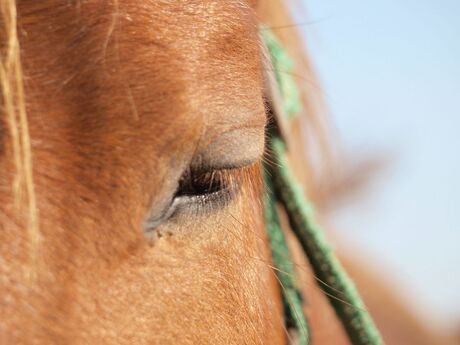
[1,1,457,344]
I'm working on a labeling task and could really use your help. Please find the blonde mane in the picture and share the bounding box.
[0,0,39,278]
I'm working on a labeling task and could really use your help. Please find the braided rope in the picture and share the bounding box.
[262,28,383,345]
[264,173,310,345]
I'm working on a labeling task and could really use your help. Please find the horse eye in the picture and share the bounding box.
[143,168,238,236]
[172,168,235,212]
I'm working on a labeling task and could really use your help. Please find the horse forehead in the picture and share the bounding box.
[127,0,253,34]
[120,0,263,105]
[25,0,263,128]
[111,0,259,66]
[19,0,264,161]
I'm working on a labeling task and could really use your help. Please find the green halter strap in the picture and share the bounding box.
[261,28,383,345]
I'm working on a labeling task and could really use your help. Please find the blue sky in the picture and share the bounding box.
[296,0,460,328]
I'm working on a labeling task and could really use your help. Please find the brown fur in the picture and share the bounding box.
[1,1,457,345]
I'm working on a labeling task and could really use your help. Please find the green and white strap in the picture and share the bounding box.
[262,27,383,345]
